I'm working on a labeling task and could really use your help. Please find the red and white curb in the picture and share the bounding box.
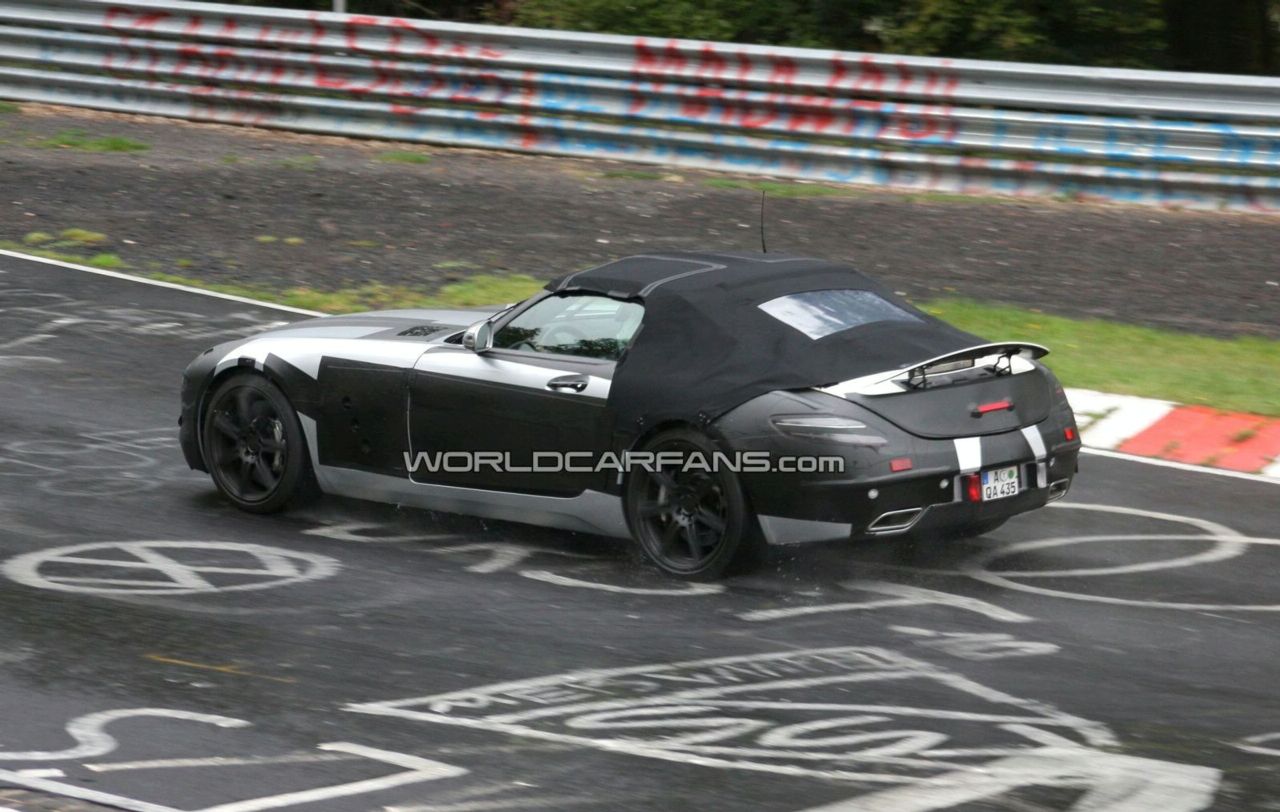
[1068,388,1280,480]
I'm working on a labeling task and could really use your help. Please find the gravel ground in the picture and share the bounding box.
[1,103,1278,338]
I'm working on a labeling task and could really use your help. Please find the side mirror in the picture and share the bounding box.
[462,321,493,353]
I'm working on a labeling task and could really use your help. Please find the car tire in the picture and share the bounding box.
[624,427,766,580]
[201,372,314,514]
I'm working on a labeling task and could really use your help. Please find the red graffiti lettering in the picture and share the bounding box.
[767,55,796,86]
[104,8,170,32]
[696,45,727,79]
[633,38,686,77]
[853,56,886,93]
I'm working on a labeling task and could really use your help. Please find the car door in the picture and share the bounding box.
[407,293,644,496]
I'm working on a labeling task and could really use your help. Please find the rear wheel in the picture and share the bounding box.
[202,373,312,514]
[624,428,765,580]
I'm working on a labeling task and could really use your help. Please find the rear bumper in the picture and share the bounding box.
[757,447,1078,545]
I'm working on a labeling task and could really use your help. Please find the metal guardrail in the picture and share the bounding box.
[2,0,1279,210]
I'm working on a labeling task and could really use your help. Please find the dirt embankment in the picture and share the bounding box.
[1,103,1277,338]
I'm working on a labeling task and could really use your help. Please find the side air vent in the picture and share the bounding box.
[398,323,452,337]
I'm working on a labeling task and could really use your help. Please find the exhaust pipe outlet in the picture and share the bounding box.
[1048,478,1071,501]
[867,507,923,534]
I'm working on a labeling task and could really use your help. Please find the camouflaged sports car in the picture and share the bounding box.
[180,252,1080,579]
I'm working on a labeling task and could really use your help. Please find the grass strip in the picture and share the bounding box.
[28,254,1278,417]
[923,298,1280,417]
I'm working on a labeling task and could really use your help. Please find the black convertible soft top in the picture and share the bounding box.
[547,252,983,436]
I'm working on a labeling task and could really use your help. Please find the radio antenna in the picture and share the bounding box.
[759,190,768,254]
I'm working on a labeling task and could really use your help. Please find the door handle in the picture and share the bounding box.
[546,374,589,393]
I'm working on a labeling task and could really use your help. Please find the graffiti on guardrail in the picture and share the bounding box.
[7,3,1280,210]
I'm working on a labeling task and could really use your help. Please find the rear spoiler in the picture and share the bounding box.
[821,342,1049,397]
[906,342,1049,372]
[903,342,1049,389]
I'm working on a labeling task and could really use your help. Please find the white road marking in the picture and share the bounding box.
[520,570,725,595]
[889,627,1059,661]
[1235,732,1280,757]
[970,533,1280,611]
[85,752,357,773]
[388,797,586,812]
[0,709,249,761]
[0,249,323,316]
[1081,447,1280,485]
[196,743,466,812]
[0,736,466,812]
[1044,500,1241,535]
[428,543,597,574]
[301,522,458,544]
[14,768,65,778]
[0,769,178,812]
[0,356,61,368]
[739,581,1031,623]
[349,646,1128,786]
[3,541,339,596]
[796,747,1219,811]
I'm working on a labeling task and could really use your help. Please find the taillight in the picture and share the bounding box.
[890,457,913,472]
[771,415,886,446]
[962,473,982,502]
[972,400,1013,417]
[1064,427,1077,441]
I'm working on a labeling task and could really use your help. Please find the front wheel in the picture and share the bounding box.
[201,372,313,514]
[624,428,765,580]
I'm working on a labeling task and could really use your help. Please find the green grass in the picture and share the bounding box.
[85,253,126,269]
[433,274,544,307]
[0,240,127,270]
[38,130,149,152]
[144,273,545,314]
[703,178,861,198]
[601,169,665,181]
[13,243,1268,415]
[278,155,321,171]
[375,150,431,164]
[923,298,1280,417]
[22,231,53,245]
[59,228,108,245]
[0,101,19,114]
[702,177,1017,205]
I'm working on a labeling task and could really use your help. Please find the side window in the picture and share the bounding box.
[493,295,644,361]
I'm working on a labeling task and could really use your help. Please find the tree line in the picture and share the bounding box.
[217,0,1280,75]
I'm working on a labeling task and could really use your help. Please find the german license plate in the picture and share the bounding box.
[981,466,1020,501]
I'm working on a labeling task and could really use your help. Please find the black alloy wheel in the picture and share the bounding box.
[202,373,312,513]
[625,427,765,580]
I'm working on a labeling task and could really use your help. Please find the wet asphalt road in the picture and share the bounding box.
[0,251,1278,812]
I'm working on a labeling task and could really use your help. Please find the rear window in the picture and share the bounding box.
[758,289,921,340]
